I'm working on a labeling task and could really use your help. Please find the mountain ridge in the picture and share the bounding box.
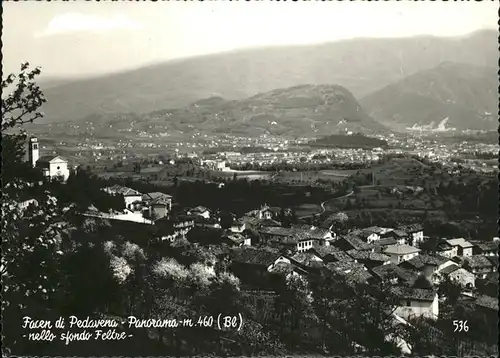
[36,84,389,139]
[359,62,498,131]
[37,30,497,124]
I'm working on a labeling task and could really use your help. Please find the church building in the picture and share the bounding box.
[28,137,70,182]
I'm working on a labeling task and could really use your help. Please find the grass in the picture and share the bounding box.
[294,203,322,217]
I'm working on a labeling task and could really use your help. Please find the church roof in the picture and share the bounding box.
[37,155,67,163]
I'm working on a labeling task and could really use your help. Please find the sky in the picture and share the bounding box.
[2,0,497,78]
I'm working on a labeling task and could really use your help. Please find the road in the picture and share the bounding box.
[298,190,354,219]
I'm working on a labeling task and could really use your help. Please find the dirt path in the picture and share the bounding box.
[299,190,353,219]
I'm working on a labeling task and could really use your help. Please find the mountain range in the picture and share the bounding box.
[29,30,497,135]
[56,84,387,139]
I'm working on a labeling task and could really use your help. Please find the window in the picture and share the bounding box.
[33,144,38,150]
[406,300,411,306]
[57,166,60,170]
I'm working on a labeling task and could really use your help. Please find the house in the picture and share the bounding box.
[192,215,221,229]
[307,227,336,246]
[229,247,287,286]
[436,240,454,258]
[188,206,211,219]
[392,287,439,320]
[384,244,420,264]
[268,260,309,279]
[397,224,424,247]
[333,235,372,252]
[237,216,281,232]
[143,192,172,218]
[27,137,71,182]
[103,185,142,210]
[319,211,349,230]
[289,252,323,268]
[389,230,411,245]
[446,238,474,257]
[18,198,38,211]
[258,204,274,220]
[288,252,324,277]
[325,261,373,284]
[371,263,418,286]
[462,255,496,279]
[358,227,382,243]
[222,232,251,247]
[170,215,195,230]
[346,250,391,269]
[155,215,194,242]
[398,254,455,281]
[149,197,172,219]
[291,231,320,253]
[369,237,398,252]
[471,241,498,256]
[258,226,293,244]
[436,264,475,288]
[230,219,246,234]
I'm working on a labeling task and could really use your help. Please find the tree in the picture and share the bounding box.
[2,62,46,132]
[413,274,434,289]
[1,63,73,356]
[273,274,317,352]
[437,276,461,306]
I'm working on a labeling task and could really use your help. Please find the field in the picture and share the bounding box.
[209,169,274,181]
[294,203,323,218]
[275,169,357,184]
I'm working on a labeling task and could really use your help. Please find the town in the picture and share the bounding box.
[3,1,498,356]
[8,132,498,356]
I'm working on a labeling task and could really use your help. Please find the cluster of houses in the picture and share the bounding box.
[83,187,498,324]
[223,212,498,323]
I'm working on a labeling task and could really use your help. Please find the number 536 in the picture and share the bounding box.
[453,320,469,332]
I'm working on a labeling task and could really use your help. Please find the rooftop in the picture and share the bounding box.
[347,250,390,262]
[37,155,68,163]
[401,254,451,270]
[371,263,417,283]
[474,295,499,311]
[392,286,436,302]
[230,247,281,267]
[337,235,372,251]
[464,255,494,268]
[384,244,421,255]
[446,238,474,248]
[437,264,461,276]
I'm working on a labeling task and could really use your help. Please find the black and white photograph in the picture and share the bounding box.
[1,0,498,356]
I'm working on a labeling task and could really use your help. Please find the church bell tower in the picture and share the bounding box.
[28,137,39,168]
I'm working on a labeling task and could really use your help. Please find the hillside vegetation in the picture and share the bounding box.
[35,85,389,139]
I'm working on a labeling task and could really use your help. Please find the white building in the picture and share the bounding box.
[393,288,439,321]
[103,185,142,210]
[28,137,70,182]
[384,244,421,264]
[446,238,474,257]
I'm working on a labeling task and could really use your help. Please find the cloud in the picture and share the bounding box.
[35,13,143,37]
